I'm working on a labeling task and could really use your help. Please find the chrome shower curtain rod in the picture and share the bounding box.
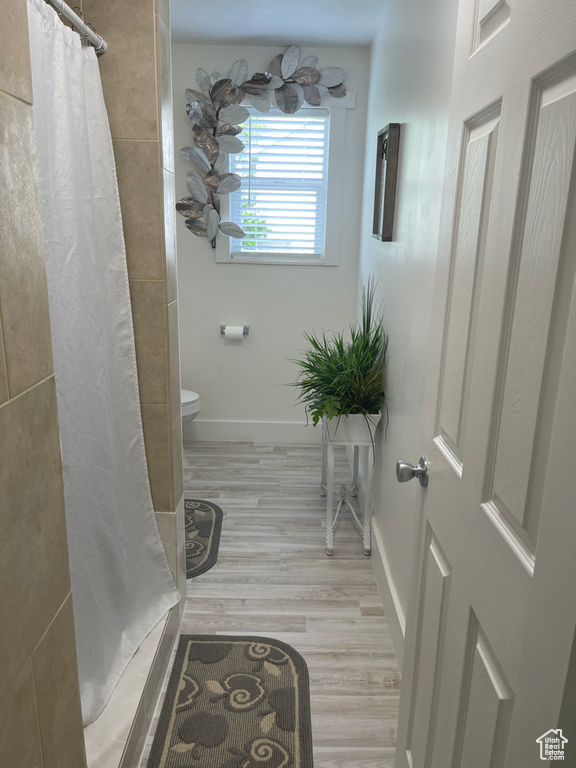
[46,0,107,54]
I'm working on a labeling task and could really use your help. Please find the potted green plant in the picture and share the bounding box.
[292,279,388,442]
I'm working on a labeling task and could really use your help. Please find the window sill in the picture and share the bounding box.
[225,257,337,266]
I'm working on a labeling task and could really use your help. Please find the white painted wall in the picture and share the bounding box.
[172,44,370,443]
[357,0,458,662]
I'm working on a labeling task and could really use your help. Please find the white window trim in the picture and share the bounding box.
[215,93,355,266]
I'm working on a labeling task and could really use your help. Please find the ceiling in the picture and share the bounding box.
[170,0,388,47]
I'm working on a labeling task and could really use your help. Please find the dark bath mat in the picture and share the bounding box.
[185,499,223,579]
[147,635,314,768]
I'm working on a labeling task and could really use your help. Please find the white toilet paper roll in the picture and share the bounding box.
[223,325,245,340]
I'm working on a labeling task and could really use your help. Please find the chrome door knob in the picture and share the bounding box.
[396,456,428,487]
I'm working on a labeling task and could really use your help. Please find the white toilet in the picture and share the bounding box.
[181,389,201,437]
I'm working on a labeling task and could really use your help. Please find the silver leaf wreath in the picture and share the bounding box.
[177,45,347,248]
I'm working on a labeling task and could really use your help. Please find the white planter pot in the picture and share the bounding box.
[325,412,381,442]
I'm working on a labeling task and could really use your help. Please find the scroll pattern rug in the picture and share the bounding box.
[147,635,314,767]
[185,499,223,579]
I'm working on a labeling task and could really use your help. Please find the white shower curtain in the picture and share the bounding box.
[27,0,179,725]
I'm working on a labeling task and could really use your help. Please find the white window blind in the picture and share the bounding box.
[229,108,330,262]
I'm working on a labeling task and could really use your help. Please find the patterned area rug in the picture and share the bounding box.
[185,499,223,579]
[147,635,313,768]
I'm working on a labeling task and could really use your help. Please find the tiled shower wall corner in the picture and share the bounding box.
[1,0,185,766]
[82,0,186,591]
[0,1,87,766]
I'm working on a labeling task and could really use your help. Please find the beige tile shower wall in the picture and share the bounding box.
[83,0,183,527]
[0,2,87,766]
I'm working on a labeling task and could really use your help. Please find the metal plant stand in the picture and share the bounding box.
[321,417,374,556]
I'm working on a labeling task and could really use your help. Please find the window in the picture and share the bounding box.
[228,108,330,263]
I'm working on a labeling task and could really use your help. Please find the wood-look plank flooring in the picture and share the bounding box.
[140,441,399,768]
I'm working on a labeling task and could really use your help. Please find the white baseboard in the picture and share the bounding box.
[183,419,322,444]
[344,447,406,668]
[371,517,406,669]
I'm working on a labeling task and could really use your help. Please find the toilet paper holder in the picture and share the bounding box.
[220,325,250,336]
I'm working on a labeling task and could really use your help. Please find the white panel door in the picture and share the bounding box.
[395,0,576,765]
